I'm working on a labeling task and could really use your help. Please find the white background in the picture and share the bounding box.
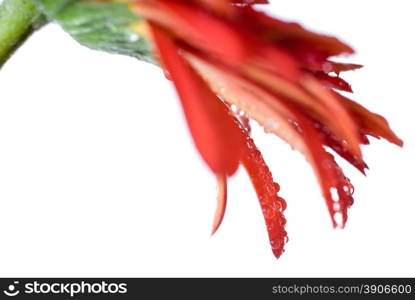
[0,0,414,277]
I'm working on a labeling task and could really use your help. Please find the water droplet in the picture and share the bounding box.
[128,33,139,42]
[288,119,299,127]
[273,202,282,211]
[278,197,287,211]
[264,119,280,133]
[266,184,276,194]
[333,212,344,227]
[284,235,289,244]
[163,70,171,80]
[330,187,340,202]
[271,240,281,249]
[322,159,333,170]
[291,139,302,150]
[273,182,280,193]
[349,183,355,195]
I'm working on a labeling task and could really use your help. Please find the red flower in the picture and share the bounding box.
[128,0,402,258]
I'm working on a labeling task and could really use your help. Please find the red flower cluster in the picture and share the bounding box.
[128,0,402,258]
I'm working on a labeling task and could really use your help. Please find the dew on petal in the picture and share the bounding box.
[322,158,333,170]
[349,183,355,195]
[163,69,171,80]
[330,187,340,202]
[342,184,349,193]
[273,182,280,193]
[333,212,344,227]
[264,118,280,133]
[278,197,287,211]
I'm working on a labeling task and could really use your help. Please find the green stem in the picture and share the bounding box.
[0,0,44,68]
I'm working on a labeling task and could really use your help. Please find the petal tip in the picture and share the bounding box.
[211,174,228,236]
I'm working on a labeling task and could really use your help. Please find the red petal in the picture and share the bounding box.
[304,61,363,74]
[240,7,354,56]
[302,76,362,158]
[133,1,300,81]
[314,120,368,174]
[240,125,287,258]
[328,61,363,74]
[338,94,403,147]
[135,0,249,64]
[313,72,353,93]
[150,24,244,175]
[295,116,355,228]
[319,152,355,227]
[211,174,228,235]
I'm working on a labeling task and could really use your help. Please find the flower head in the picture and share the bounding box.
[127,0,402,258]
[0,0,403,260]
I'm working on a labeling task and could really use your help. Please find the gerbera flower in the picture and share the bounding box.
[126,0,402,258]
[0,0,403,259]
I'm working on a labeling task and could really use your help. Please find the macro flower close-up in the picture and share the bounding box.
[0,0,413,277]
[116,0,402,258]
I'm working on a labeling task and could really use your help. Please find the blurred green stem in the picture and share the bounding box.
[0,0,45,68]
